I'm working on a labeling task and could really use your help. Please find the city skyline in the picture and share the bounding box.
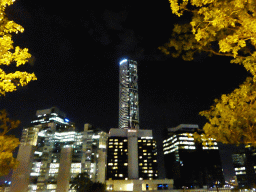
[0,0,250,183]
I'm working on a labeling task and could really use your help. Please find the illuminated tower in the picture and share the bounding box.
[119,59,139,129]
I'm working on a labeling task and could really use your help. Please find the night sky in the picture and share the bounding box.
[0,0,251,182]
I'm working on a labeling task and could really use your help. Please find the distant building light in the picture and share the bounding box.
[64,118,69,122]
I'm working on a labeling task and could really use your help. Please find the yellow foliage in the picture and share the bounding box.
[160,0,256,145]
[0,0,37,96]
[0,109,20,176]
[160,0,256,79]
[200,77,256,146]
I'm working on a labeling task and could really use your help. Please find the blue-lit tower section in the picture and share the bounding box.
[119,59,139,129]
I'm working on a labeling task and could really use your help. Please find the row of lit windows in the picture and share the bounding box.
[138,140,155,143]
[108,145,124,148]
[108,163,128,166]
[235,171,246,175]
[109,142,124,145]
[109,139,127,142]
[202,146,218,150]
[235,167,245,171]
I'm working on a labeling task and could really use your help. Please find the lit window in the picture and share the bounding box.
[144,160,147,162]
[143,150,147,152]
[47,184,57,189]
[147,143,151,146]
[108,163,113,166]
[235,167,246,171]
[236,171,246,175]
[124,163,128,166]
[49,169,58,174]
[109,146,113,148]
[119,174,123,177]
[138,140,141,142]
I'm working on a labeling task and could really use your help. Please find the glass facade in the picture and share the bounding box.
[163,124,224,189]
[232,146,256,188]
[119,59,139,129]
[18,107,108,192]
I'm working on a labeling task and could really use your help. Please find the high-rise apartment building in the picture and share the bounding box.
[119,59,139,129]
[10,107,108,192]
[106,128,173,191]
[163,124,224,189]
[106,128,158,181]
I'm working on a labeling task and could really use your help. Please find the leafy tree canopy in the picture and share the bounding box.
[0,109,20,176]
[70,172,106,192]
[0,0,37,96]
[159,0,256,146]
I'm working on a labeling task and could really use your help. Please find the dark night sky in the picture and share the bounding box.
[0,0,251,182]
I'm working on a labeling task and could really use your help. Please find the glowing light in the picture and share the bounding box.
[64,118,69,122]
[120,59,127,65]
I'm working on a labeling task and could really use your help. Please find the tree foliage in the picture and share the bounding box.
[0,0,34,176]
[159,0,256,145]
[0,0,37,96]
[0,109,20,176]
[70,172,106,192]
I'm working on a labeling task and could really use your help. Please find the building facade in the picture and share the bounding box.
[10,107,108,192]
[106,128,158,181]
[232,145,256,189]
[119,59,139,129]
[163,124,224,189]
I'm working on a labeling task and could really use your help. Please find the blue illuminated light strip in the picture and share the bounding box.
[120,59,128,65]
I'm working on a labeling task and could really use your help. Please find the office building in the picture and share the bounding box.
[10,107,108,192]
[163,124,224,189]
[232,145,256,189]
[119,59,139,129]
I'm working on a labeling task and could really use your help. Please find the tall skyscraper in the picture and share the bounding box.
[105,59,173,191]
[163,124,224,189]
[119,59,139,129]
